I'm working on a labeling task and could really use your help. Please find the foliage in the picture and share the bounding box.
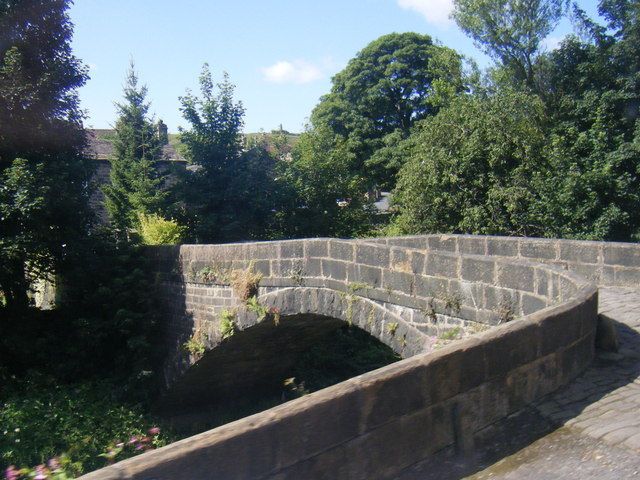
[386,322,399,336]
[103,65,167,238]
[52,236,163,396]
[245,296,268,322]
[311,32,467,189]
[452,0,569,88]
[176,65,282,243]
[275,125,376,238]
[392,91,549,236]
[438,326,463,341]
[219,309,236,340]
[530,0,640,240]
[182,332,206,356]
[0,376,172,477]
[0,0,92,309]
[137,212,185,245]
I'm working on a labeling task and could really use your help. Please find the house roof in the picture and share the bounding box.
[86,129,186,162]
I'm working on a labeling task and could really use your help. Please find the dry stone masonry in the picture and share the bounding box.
[79,234,640,480]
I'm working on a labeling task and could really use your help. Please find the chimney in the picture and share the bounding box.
[157,119,168,145]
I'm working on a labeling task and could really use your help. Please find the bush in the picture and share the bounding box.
[0,376,174,477]
[137,213,185,245]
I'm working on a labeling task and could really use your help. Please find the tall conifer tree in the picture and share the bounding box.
[103,65,166,239]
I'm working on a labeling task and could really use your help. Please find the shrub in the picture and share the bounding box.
[0,377,173,477]
[137,213,186,245]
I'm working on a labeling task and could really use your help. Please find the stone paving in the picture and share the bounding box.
[452,287,640,479]
[533,287,640,453]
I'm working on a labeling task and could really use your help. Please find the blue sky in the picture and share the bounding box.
[70,0,601,134]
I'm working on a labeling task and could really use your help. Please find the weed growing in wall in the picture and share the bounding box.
[219,310,237,340]
[386,322,399,336]
[230,261,262,301]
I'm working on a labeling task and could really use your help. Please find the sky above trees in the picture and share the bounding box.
[71,0,600,133]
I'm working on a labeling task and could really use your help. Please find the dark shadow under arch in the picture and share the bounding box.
[155,312,399,434]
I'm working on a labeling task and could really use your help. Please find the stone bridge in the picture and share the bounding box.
[82,235,640,480]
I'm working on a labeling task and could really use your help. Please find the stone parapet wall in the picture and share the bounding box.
[374,235,640,288]
[81,235,599,479]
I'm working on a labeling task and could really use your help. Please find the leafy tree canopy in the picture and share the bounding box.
[0,0,91,309]
[311,32,467,189]
[391,91,549,236]
[452,0,569,88]
[177,65,281,242]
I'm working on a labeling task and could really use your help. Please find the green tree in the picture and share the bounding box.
[531,0,640,240]
[275,126,375,238]
[0,0,91,309]
[392,92,549,236]
[452,0,568,88]
[103,65,166,239]
[177,65,280,242]
[311,32,466,189]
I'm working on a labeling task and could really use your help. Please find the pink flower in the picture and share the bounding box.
[128,436,138,445]
[34,465,49,479]
[4,466,20,480]
[47,458,60,471]
[148,427,160,436]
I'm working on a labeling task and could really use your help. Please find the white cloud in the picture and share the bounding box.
[261,60,324,85]
[397,0,454,27]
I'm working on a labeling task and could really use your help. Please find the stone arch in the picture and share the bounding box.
[237,286,431,357]
[155,288,414,423]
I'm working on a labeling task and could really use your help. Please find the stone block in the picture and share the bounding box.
[329,240,354,262]
[348,404,452,479]
[496,262,534,292]
[459,236,487,256]
[603,244,640,267]
[383,270,414,294]
[390,248,410,268]
[355,243,390,267]
[486,238,518,257]
[427,235,458,252]
[362,362,431,429]
[461,257,495,283]
[411,252,426,275]
[535,269,548,297]
[426,253,459,278]
[520,293,547,315]
[252,260,271,277]
[321,259,347,281]
[415,275,448,298]
[483,321,540,379]
[520,240,557,260]
[305,258,321,277]
[280,241,304,259]
[247,242,279,259]
[614,266,640,287]
[357,265,382,287]
[304,239,328,258]
[560,241,600,264]
[537,307,582,356]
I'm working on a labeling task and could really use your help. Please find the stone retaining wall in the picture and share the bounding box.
[81,235,599,480]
